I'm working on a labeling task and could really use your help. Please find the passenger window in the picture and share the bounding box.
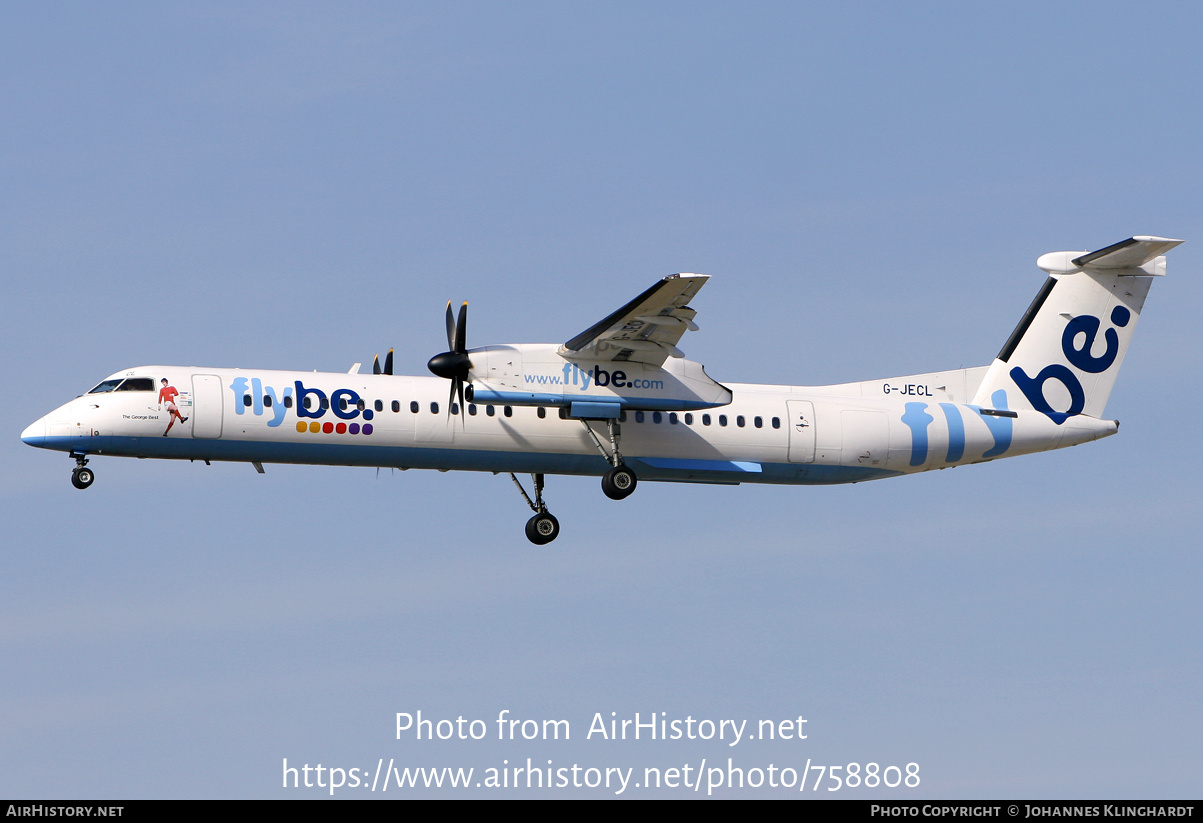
[669,413,678,424]
[504,406,512,417]
[684,413,693,424]
[737,416,746,428]
[430,402,438,414]
[264,395,272,407]
[754,416,762,428]
[392,400,400,413]
[537,407,546,419]
[618,410,627,422]
[702,414,711,426]
[772,417,780,429]
[320,398,329,410]
[339,398,348,411]
[284,396,293,408]
[719,415,727,427]
[653,412,662,424]
[635,411,645,423]
[558,408,568,420]
[468,404,477,416]
[486,405,495,417]
[451,403,459,415]
[304,396,315,410]
[410,401,419,413]
[244,395,253,407]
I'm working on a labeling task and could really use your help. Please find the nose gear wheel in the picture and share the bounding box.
[69,453,94,489]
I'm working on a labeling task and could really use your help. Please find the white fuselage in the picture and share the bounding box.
[21,361,1117,487]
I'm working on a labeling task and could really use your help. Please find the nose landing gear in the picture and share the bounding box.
[70,454,94,489]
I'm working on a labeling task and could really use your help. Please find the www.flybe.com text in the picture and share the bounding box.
[524,364,664,390]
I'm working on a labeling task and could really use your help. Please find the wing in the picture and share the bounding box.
[559,274,709,366]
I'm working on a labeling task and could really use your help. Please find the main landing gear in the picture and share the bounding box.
[70,453,94,490]
[583,418,638,501]
[511,473,560,545]
[509,418,639,545]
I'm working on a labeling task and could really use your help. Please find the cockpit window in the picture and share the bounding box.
[115,378,155,392]
[88,379,124,393]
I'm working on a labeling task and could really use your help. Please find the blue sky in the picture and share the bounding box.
[3,1,1201,798]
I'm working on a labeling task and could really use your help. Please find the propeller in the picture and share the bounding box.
[373,349,395,376]
[427,301,471,418]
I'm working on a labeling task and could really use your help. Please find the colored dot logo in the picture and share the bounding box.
[295,420,372,435]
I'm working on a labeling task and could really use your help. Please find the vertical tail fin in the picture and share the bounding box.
[971,236,1182,423]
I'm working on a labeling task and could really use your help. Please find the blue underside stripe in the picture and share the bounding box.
[24,435,899,486]
[639,458,762,473]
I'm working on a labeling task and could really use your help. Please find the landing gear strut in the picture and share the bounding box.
[582,418,638,500]
[511,472,560,545]
[70,453,94,490]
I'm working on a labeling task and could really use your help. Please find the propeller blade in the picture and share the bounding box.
[432,298,471,427]
[384,348,393,376]
[445,301,456,352]
[454,302,468,353]
[373,354,381,375]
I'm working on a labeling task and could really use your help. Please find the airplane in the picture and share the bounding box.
[21,235,1181,544]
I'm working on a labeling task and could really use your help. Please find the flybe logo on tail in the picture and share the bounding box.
[1009,305,1130,425]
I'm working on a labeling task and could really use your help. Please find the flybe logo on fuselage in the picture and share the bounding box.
[229,377,372,427]
[1009,305,1130,424]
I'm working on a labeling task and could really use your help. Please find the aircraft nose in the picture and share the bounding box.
[20,417,47,446]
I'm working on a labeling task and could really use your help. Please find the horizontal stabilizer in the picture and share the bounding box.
[1038,236,1183,275]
